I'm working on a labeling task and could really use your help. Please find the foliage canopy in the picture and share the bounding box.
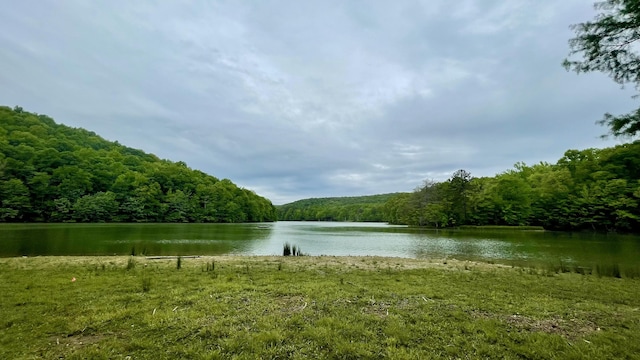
[0,106,277,223]
[277,194,398,222]
[384,142,640,232]
[564,0,640,137]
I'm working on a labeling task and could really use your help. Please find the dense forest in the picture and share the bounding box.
[279,142,640,233]
[277,193,398,222]
[3,105,638,231]
[0,106,277,223]
[384,143,640,232]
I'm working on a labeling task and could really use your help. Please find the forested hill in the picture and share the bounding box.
[0,106,277,222]
[385,143,640,232]
[280,141,640,233]
[277,193,402,221]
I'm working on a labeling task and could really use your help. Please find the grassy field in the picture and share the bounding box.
[1,256,639,359]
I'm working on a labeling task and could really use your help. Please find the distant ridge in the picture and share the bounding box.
[277,193,405,222]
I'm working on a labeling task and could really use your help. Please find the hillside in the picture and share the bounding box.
[385,144,640,232]
[0,106,276,222]
[277,193,403,222]
[279,139,640,232]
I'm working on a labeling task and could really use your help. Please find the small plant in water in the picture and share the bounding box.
[283,243,291,256]
[283,243,305,256]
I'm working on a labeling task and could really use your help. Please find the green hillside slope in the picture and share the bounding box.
[0,106,276,223]
[385,145,640,232]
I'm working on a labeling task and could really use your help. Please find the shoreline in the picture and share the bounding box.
[5,254,638,279]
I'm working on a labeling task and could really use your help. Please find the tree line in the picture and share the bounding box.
[277,194,398,222]
[0,106,277,223]
[384,142,640,232]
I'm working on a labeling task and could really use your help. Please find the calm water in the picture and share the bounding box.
[1,222,638,268]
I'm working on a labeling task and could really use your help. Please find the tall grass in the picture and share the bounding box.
[205,260,215,272]
[513,261,637,279]
[283,243,305,256]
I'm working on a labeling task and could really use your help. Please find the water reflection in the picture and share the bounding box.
[0,223,272,256]
[0,222,638,270]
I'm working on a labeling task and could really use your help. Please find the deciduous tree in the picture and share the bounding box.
[564,0,640,137]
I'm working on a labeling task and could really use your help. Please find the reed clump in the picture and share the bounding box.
[283,243,305,256]
[126,256,136,270]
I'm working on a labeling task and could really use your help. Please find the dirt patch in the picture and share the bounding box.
[469,309,599,339]
[276,295,308,313]
[505,314,599,339]
[3,255,515,274]
[49,332,110,348]
[200,255,508,272]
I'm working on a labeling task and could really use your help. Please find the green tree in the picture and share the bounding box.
[527,165,574,229]
[73,192,119,222]
[0,179,31,221]
[51,198,73,222]
[164,190,192,222]
[52,166,92,201]
[493,172,533,226]
[422,202,448,228]
[410,180,448,226]
[132,182,164,222]
[564,0,640,137]
[446,169,473,225]
[468,177,502,226]
[27,172,53,220]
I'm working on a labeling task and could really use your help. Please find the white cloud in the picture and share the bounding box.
[0,0,635,204]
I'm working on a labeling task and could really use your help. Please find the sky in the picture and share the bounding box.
[0,0,636,205]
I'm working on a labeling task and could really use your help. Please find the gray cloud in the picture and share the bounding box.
[0,0,635,204]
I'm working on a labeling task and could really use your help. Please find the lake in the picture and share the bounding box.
[1,222,638,269]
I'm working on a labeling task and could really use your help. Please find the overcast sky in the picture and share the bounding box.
[0,1,635,204]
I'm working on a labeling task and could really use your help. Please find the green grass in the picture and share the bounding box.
[1,256,639,359]
[506,260,640,279]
